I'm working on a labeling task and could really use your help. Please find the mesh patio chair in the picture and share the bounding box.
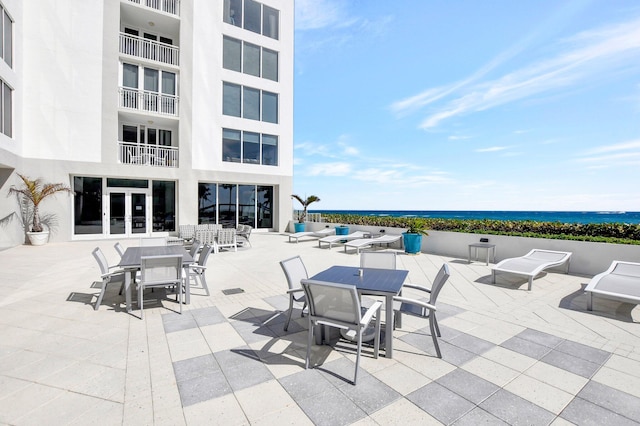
[91,247,126,310]
[236,224,252,247]
[137,254,184,319]
[279,256,309,331]
[187,243,213,296]
[393,263,450,358]
[360,251,397,270]
[188,239,202,258]
[301,279,383,385]
[114,242,125,258]
[214,228,237,253]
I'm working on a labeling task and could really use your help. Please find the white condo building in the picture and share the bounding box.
[0,0,294,246]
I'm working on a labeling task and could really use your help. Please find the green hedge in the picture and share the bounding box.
[321,214,640,245]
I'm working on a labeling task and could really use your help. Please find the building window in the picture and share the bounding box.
[198,183,274,229]
[223,36,278,82]
[223,82,241,117]
[223,128,241,162]
[223,128,278,166]
[223,36,241,72]
[262,5,279,40]
[223,82,278,123]
[152,181,176,232]
[73,177,103,235]
[223,0,279,40]
[0,80,11,137]
[0,5,12,67]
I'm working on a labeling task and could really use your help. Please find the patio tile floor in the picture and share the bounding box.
[1,234,639,425]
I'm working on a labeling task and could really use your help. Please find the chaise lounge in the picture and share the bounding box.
[491,249,572,291]
[344,234,403,254]
[585,261,640,311]
[318,231,370,249]
[288,228,335,243]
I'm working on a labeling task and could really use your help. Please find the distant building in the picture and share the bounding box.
[0,0,294,246]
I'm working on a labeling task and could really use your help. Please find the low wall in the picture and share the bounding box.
[287,221,640,276]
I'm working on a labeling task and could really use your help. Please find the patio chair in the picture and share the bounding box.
[318,231,370,249]
[214,228,237,253]
[114,242,125,258]
[492,249,572,291]
[288,227,335,243]
[188,239,202,258]
[179,224,196,244]
[140,237,167,246]
[301,279,383,385]
[91,247,126,310]
[393,263,450,358]
[279,255,309,331]
[187,244,213,296]
[195,230,217,246]
[236,224,252,247]
[360,251,397,270]
[585,261,640,311]
[137,254,184,319]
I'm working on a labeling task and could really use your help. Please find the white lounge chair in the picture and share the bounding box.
[288,228,335,243]
[585,261,640,311]
[492,249,572,291]
[318,231,369,249]
[344,234,402,254]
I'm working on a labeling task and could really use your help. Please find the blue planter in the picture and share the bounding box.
[403,233,423,254]
[294,223,306,232]
[335,226,350,235]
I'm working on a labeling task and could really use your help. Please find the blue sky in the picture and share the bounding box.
[292,0,640,211]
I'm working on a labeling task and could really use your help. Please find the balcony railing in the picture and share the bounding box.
[119,142,179,167]
[119,87,179,116]
[119,33,179,66]
[127,0,180,16]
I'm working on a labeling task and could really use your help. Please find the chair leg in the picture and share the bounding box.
[587,293,593,311]
[178,282,182,315]
[284,296,294,331]
[94,280,107,311]
[198,272,210,296]
[433,313,441,337]
[301,302,307,318]
[373,313,380,359]
[305,320,313,369]
[138,285,144,320]
[430,317,441,358]
[354,331,362,385]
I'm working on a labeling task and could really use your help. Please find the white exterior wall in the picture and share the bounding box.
[0,0,294,247]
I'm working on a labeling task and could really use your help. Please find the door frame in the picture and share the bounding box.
[105,188,152,238]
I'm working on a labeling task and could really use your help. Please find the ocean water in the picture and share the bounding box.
[312,210,640,225]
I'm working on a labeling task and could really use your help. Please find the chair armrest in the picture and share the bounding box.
[393,296,436,312]
[190,265,207,272]
[360,301,383,326]
[402,283,432,293]
[287,288,304,295]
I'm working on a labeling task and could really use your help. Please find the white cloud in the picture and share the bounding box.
[305,162,352,176]
[406,17,640,129]
[582,139,640,155]
[295,0,345,30]
[475,146,509,153]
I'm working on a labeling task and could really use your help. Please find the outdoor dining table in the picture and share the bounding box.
[309,265,408,358]
[118,245,194,314]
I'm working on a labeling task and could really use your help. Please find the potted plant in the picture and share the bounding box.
[291,194,320,233]
[403,218,429,254]
[7,174,71,245]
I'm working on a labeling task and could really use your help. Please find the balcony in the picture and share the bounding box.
[120,33,179,66]
[119,142,179,167]
[127,0,179,16]
[119,87,179,117]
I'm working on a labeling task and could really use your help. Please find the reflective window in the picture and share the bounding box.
[218,184,237,227]
[262,48,278,82]
[198,183,217,224]
[263,5,279,39]
[223,0,242,27]
[153,181,175,232]
[243,42,260,77]
[244,0,261,34]
[262,91,278,123]
[222,129,241,162]
[257,186,273,228]
[1,6,12,67]
[73,177,103,235]
[1,81,11,137]
[262,134,278,166]
[243,87,260,120]
[223,82,241,117]
[243,132,260,164]
[223,36,241,72]
[238,185,255,226]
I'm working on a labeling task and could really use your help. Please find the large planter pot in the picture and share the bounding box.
[403,233,423,254]
[335,226,350,236]
[27,231,50,246]
[294,222,306,233]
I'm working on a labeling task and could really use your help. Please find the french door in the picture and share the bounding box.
[106,189,151,237]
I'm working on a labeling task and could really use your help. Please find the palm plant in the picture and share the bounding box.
[291,194,320,223]
[8,174,71,233]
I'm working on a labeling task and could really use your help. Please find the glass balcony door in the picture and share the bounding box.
[106,189,151,237]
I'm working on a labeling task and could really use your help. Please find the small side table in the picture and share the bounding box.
[468,243,496,265]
